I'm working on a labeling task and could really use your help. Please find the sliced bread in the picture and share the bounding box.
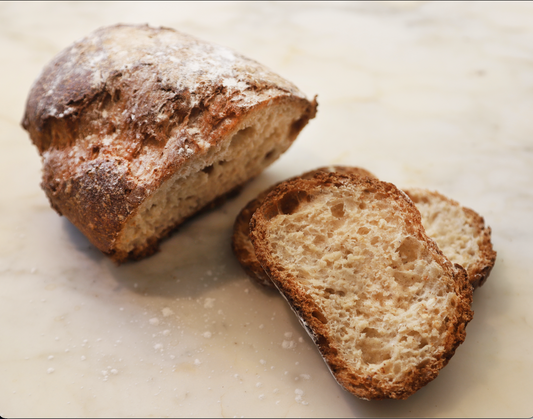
[249,173,473,400]
[233,169,495,290]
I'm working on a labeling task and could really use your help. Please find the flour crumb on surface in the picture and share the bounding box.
[282,340,296,349]
[203,298,216,309]
[295,388,308,405]
[162,307,174,317]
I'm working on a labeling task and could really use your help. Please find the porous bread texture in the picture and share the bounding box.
[404,188,496,289]
[250,173,473,400]
[21,24,317,262]
[118,101,305,257]
[232,166,376,287]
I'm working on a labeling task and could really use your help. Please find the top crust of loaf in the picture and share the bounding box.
[404,188,496,289]
[22,24,317,261]
[232,166,376,286]
[250,173,473,400]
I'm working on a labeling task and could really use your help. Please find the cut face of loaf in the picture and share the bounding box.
[232,166,376,286]
[22,24,317,262]
[404,188,496,289]
[250,174,473,400]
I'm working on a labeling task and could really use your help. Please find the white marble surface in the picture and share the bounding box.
[1,2,532,417]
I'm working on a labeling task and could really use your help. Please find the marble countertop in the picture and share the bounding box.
[1,2,532,417]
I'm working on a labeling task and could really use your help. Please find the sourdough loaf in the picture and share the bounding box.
[232,166,376,286]
[404,188,496,289]
[249,173,473,400]
[22,24,317,262]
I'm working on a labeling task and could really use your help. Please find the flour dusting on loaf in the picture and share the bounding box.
[22,24,317,261]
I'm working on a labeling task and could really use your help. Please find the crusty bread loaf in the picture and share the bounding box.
[232,166,376,286]
[250,173,473,400]
[404,188,496,289]
[22,24,317,262]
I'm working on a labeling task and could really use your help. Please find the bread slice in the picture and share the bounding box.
[232,166,376,286]
[22,24,317,262]
[249,173,473,400]
[403,188,496,289]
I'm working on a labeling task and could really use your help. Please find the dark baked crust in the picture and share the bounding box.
[232,166,376,286]
[21,24,317,261]
[249,173,473,400]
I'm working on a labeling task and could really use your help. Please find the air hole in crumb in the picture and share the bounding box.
[393,270,414,286]
[312,310,328,324]
[91,145,100,157]
[362,327,380,338]
[289,116,308,138]
[202,164,214,175]
[397,237,422,263]
[360,328,392,364]
[330,203,345,218]
[264,149,276,161]
[357,226,370,235]
[324,287,346,298]
[313,235,326,245]
[279,190,305,215]
[229,126,255,150]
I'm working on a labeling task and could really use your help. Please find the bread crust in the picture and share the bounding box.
[22,24,317,261]
[250,173,473,400]
[404,188,496,289]
[232,166,376,286]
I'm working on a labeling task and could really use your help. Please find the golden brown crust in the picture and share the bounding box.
[231,166,376,286]
[21,24,317,261]
[249,173,473,400]
[404,188,497,289]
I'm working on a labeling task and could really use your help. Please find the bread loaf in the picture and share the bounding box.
[249,173,473,400]
[232,166,376,286]
[404,188,496,289]
[22,24,317,262]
